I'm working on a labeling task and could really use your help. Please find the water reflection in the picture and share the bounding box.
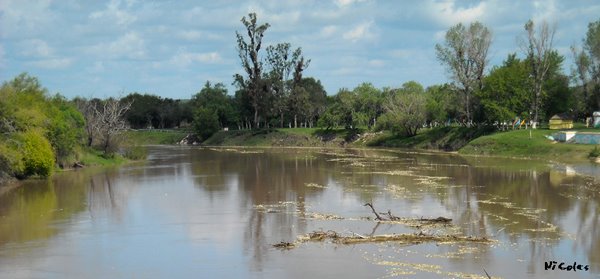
[0,146,598,278]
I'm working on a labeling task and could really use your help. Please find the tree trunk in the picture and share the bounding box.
[294,114,297,128]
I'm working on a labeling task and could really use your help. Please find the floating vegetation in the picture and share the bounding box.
[272,241,295,249]
[302,212,343,220]
[305,183,327,189]
[253,201,300,213]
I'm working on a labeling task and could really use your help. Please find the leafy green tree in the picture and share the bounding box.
[192,82,236,128]
[354,82,383,129]
[572,19,600,114]
[425,84,456,125]
[193,107,220,140]
[382,81,426,136]
[478,54,531,124]
[436,22,492,125]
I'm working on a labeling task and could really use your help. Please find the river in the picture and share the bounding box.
[0,146,599,278]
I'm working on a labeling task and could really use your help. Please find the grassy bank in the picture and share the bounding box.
[124,129,189,145]
[198,126,599,163]
[78,148,128,167]
[459,128,597,162]
[203,128,347,147]
[366,126,495,151]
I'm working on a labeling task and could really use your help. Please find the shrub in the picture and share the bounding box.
[0,142,24,178]
[193,107,220,140]
[20,130,55,177]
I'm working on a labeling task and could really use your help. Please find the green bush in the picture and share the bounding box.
[20,130,55,177]
[0,142,25,178]
[193,107,220,140]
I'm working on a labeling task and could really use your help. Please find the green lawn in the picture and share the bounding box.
[459,128,598,162]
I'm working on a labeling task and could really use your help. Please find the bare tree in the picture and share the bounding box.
[95,98,132,153]
[436,22,492,126]
[521,19,556,126]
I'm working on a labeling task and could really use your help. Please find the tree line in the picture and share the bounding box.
[3,13,600,180]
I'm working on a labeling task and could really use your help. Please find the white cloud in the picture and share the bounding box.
[368,59,385,67]
[0,0,57,37]
[320,25,338,38]
[425,0,486,27]
[335,0,368,8]
[532,0,557,22]
[28,58,72,69]
[88,32,146,59]
[89,0,137,26]
[176,30,222,41]
[169,52,222,67]
[343,20,375,42]
[20,39,53,58]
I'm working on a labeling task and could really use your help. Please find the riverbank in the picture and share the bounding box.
[198,126,599,163]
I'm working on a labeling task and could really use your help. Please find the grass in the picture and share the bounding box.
[78,148,127,167]
[459,128,598,162]
[124,129,188,145]
[202,128,350,147]
[367,126,495,151]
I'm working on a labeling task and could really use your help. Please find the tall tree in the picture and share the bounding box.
[265,43,304,127]
[572,19,600,113]
[521,19,556,125]
[234,13,270,128]
[288,48,310,128]
[435,22,492,126]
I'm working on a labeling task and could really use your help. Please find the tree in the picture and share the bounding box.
[383,81,426,136]
[354,83,383,129]
[425,83,456,125]
[192,82,235,128]
[435,22,492,125]
[95,98,132,154]
[521,19,556,125]
[234,13,270,128]
[288,48,311,128]
[265,43,307,128]
[478,53,531,124]
[572,19,600,114]
[193,107,220,140]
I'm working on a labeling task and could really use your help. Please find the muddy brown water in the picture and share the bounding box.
[0,146,599,278]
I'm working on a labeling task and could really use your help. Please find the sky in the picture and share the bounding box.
[1,0,600,99]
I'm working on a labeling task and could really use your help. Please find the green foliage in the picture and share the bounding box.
[479,54,531,123]
[382,81,427,136]
[20,130,55,177]
[192,82,237,128]
[193,107,220,140]
[0,142,25,178]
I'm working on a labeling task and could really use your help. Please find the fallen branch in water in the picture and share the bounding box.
[364,202,451,224]
[363,203,384,220]
[297,230,493,245]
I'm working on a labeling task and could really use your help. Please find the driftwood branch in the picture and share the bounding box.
[363,203,384,221]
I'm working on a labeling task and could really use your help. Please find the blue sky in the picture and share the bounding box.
[1,0,599,99]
